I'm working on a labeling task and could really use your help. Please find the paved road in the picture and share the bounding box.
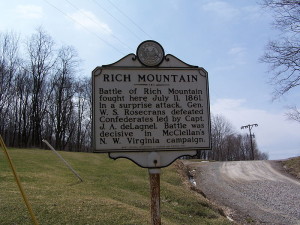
[185,160,300,225]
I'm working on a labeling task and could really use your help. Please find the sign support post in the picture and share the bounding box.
[149,169,161,225]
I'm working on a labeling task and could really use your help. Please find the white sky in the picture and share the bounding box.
[1,0,299,160]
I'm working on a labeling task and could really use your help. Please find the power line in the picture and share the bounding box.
[64,0,134,52]
[92,0,144,42]
[106,0,152,39]
[43,0,126,56]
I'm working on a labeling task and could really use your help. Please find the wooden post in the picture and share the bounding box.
[42,139,83,182]
[149,169,161,225]
[0,135,39,225]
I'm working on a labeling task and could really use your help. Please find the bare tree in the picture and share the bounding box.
[0,31,21,144]
[285,106,300,123]
[260,0,300,122]
[260,0,300,97]
[199,114,269,161]
[225,134,241,161]
[49,46,79,150]
[73,77,92,152]
[0,28,93,152]
[210,114,235,161]
[12,67,32,147]
[25,27,56,147]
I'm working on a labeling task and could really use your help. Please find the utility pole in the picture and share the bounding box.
[241,124,258,160]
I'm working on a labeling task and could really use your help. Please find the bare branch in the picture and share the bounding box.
[260,1,300,100]
[285,106,300,122]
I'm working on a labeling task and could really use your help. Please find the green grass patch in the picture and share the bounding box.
[0,148,230,224]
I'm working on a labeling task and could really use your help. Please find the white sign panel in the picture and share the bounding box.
[93,66,211,153]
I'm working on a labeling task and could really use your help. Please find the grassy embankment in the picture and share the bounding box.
[282,156,300,179]
[0,148,230,225]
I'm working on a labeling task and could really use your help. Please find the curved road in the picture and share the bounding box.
[186,160,300,225]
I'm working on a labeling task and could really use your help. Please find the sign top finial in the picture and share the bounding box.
[136,40,165,67]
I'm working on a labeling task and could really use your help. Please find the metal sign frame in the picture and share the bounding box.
[92,40,211,168]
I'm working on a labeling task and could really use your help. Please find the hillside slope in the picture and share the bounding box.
[282,156,300,179]
[0,148,230,225]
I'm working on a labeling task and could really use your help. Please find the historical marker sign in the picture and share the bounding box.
[93,41,211,156]
[93,41,211,225]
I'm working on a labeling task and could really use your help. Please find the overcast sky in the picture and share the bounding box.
[1,0,299,159]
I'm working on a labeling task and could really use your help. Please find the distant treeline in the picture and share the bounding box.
[0,28,91,151]
[0,28,268,160]
[197,114,268,161]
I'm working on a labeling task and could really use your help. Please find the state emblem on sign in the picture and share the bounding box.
[136,40,165,67]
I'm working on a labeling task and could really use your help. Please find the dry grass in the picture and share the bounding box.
[282,156,300,179]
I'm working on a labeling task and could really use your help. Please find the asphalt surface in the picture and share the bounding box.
[185,160,300,225]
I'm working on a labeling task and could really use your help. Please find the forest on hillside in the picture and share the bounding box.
[0,28,268,160]
[0,28,91,152]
